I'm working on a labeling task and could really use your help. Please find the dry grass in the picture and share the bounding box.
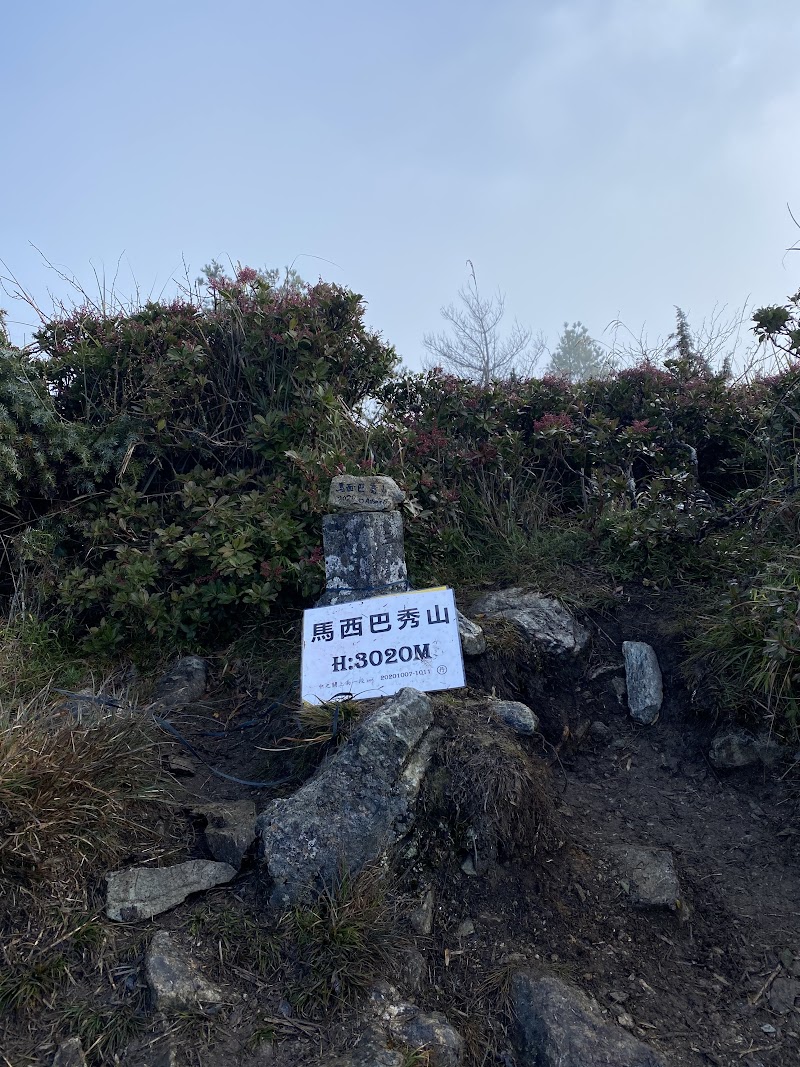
[0,699,166,878]
[281,864,406,1017]
[0,620,176,1063]
[438,702,558,862]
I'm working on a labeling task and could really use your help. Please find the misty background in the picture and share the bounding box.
[2,0,799,371]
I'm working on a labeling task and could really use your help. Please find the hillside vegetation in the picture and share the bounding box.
[1,270,798,737]
[1,268,800,1067]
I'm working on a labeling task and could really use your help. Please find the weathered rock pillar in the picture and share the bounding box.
[317,475,410,607]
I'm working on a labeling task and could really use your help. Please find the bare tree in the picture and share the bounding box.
[423,261,544,383]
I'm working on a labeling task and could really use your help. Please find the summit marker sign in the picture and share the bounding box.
[301,588,465,704]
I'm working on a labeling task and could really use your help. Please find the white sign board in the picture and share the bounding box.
[301,588,465,704]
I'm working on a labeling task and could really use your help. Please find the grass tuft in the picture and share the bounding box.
[441,707,557,862]
[280,865,404,1017]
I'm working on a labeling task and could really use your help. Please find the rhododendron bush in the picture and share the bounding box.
[1,271,798,733]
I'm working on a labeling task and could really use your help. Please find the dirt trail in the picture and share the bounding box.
[155,597,800,1067]
[427,595,800,1067]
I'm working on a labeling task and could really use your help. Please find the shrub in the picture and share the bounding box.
[688,558,800,738]
[4,274,397,648]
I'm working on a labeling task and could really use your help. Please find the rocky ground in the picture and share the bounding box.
[14,588,800,1067]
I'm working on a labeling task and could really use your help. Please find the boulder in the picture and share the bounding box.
[488,698,539,735]
[470,589,589,659]
[457,611,486,656]
[511,972,668,1067]
[151,656,208,708]
[145,930,223,1012]
[105,860,236,921]
[258,689,436,909]
[609,846,682,910]
[193,799,257,868]
[622,642,663,725]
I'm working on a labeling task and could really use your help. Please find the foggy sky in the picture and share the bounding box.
[3,0,799,371]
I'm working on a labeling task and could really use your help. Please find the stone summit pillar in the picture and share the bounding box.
[317,475,410,607]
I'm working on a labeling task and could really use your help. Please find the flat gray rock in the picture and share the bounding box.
[145,930,223,1012]
[610,846,681,910]
[193,799,257,868]
[457,611,486,656]
[105,859,236,921]
[622,642,663,724]
[470,588,589,659]
[328,475,405,512]
[151,656,208,708]
[258,688,435,909]
[488,698,539,735]
[511,972,668,1067]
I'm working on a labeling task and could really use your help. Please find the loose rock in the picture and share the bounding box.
[386,1004,464,1067]
[52,1038,87,1067]
[105,860,236,921]
[622,642,663,725]
[330,1026,404,1066]
[609,846,682,910]
[457,611,486,656]
[258,689,435,909]
[768,975,800,1015]
[589,721,613,745]
[398,946,428,993]
[193,799,257,868]
[145,930,224,1012]
[470,588,589,659]
[151,656,208,708]
[488,697,539,735]
[708,728,781,770]
[511,972,668,1067]
[410,887,435,936]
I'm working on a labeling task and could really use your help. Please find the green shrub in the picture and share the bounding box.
[4,273,396,649]
[688,559,800,738]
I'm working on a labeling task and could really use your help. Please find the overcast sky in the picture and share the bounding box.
[2,0,799,371]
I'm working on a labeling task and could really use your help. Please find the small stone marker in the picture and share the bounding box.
[622,641,663,724]
[319,475,409,607]
[328,474,405,512]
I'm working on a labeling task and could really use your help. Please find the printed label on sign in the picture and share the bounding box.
[301,588,465,704]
